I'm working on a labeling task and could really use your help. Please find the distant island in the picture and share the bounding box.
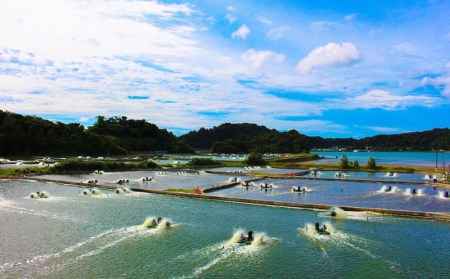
[0,110,449,156]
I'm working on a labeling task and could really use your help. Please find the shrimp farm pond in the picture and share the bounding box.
[0,167,449,278]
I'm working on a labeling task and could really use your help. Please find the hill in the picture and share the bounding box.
[182,123,450,152]
[181,123,310,153]
[0,111,193,156]
[309,129,450,151]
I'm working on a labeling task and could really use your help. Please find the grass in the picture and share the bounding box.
[0,167,52,176]
[165,188,194,193]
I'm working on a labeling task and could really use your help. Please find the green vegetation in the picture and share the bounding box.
[0,111,193,156]
[182,123,310,154]
[0,166,52,176]
[244,152,266,166]
[51,159,160,172]
[367,157,377,170]
[309,128,450,151]
[353,160,360,168]
[186,158,222,168]
[165,188,194,193]
[340,155,350,169]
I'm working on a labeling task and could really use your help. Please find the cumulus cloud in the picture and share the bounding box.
[266,26,289,40]
[242,49,284,71]
[296,42,360,73]
[231,24,250,40]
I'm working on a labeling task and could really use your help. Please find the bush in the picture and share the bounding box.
[367,157,377,170]
[340,155,350,169]
[187,158,221,167]
[244,152,266,166]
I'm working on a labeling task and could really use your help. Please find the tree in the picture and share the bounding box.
[244,152,266,166]
[340,155,350,169]
[367,157,377,169]
[353,160,360,168]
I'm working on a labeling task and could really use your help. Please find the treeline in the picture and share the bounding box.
[0,111,193,156]
[309,128,450,151]
[181,123,310,153]
[182,123,450,152]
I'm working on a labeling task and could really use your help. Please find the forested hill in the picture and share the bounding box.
[0,111,193,156]
[308,128,450,151]
[182,124,450,152]
[180,123,310,153]
[180,123,274,149]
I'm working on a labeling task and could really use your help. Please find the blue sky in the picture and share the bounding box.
[0,0,449,138]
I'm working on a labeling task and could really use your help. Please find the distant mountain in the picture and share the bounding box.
[0,111,193,156]
[308,129,450,151]
[180,123,310,153]
[182,123,450,152]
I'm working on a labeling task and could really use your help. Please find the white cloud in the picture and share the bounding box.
[242,49,284,71]
[344,14,356,21]
[310,20,336,32]
[256,16,273,25]
[266,26,289,40]
[296,42,360,73]
[227,6,237,12]
[392,43,417,54]
[345,90,438,110]
[225,14,237,24]
[367,126,401,133]
[231,24,250,40]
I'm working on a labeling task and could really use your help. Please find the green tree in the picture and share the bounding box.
[244,152,266,166]
[367,157,377,169]
[353,160,360,168]
[340,154,350,169]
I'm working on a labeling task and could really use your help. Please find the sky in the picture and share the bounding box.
[0,0,449,138]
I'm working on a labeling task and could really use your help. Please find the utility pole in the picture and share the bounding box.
[435,150,438,172]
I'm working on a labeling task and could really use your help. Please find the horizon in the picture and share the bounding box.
[1,1,450,138]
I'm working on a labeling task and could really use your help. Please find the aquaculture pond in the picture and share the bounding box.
[0,180,448,278]
[210,179,450,213]
[306,170,431,183]
[313,151,448,167]
[38,171,249,191]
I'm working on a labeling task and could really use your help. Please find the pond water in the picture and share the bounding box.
[0,179,448,278]
[210,178,450,213]
[313,151,449,167]
[39,171,249,191]
[306,170,430,182]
